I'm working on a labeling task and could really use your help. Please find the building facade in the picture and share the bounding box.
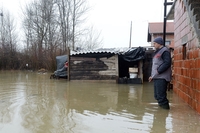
[148,22,174,48]
[168,0,200,113]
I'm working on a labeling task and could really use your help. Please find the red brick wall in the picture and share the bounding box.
[173,0,200,113]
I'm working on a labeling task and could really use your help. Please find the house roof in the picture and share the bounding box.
[70,47,148,61]
[70,48,126,58]
[71,47,129,57]
[148,22,174,34]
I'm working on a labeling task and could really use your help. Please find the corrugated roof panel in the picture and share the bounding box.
[70,47,154,59]
[70,47,131,56]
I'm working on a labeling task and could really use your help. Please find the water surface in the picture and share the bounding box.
[0,71,200,133]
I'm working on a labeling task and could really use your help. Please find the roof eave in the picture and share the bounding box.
[149,32,174,34]
[166,0,177,20]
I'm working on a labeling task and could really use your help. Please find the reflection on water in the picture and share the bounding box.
[0,71,200,133]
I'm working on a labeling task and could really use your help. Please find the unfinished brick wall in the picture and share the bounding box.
[173,0,200,113]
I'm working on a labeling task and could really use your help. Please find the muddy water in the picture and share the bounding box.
[0,71,200,133]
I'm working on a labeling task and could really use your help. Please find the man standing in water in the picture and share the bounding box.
[149,37,172,109]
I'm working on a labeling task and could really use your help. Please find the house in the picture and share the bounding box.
[147,22,174,48]
[167,0,200,114]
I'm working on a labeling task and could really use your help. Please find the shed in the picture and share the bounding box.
[69,47,148,84]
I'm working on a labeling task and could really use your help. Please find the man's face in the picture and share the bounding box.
[153,42,161,49]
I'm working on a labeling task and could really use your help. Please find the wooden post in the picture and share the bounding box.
[129,21,132,48]
[67,47,70,81]
[138,60,143,83]
[115,55,119,83]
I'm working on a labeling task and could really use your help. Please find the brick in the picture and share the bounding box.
[193,49,199,58]
[193,69,197,79]
[198,80,200,91]
[197,70,200,79]
[186,86,189,94]
[181,84,185,91]
[184,61,189,68]
[191,89,195,98]
[189,51,193,59]
[174,54,178,60]
[192,100,197,110]
[188,97,192,106]
[186,78,191,88]
[196,91,200,102]
[194,79,198,90]
[192,60,196,68]
[195,59,198,68]
[191,80,194,89]
[174,49,178,54]
[184,93,189,104]
[178,90,183,98]
[198,70,200,79]
[183,68,186,76]
[196,103,200,114]
[180,76,184,84]
[188,88,193,97]
[174,62,178,68]
[197,58,200,68]
[188,70,192,78]
[181,68,183,75]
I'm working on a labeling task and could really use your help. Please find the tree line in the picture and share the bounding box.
[0,0,103,71]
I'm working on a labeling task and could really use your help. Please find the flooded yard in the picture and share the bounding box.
[0,71,200,133]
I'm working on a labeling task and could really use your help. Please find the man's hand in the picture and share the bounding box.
[149,76,152,82]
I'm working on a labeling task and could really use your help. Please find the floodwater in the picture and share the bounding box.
[0,71,200,133]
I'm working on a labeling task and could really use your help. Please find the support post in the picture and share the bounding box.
[163,1,173,46]
[129,21,132,48]
[67,47,70,81]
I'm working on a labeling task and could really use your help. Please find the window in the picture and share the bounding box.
[165,41,171,47]
[182,44,187,60]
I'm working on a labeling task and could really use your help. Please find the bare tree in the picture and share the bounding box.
[22,0,59,70]
[0,9,18,69]
[71,0,89,50]
[56,0,71,52]
[56,0,89,51]
[21,0,103,71]
[78,25,103,50]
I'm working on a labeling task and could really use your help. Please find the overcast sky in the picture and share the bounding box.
[0,0,169,48]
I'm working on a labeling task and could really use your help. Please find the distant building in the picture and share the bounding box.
[147,22,174,48]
